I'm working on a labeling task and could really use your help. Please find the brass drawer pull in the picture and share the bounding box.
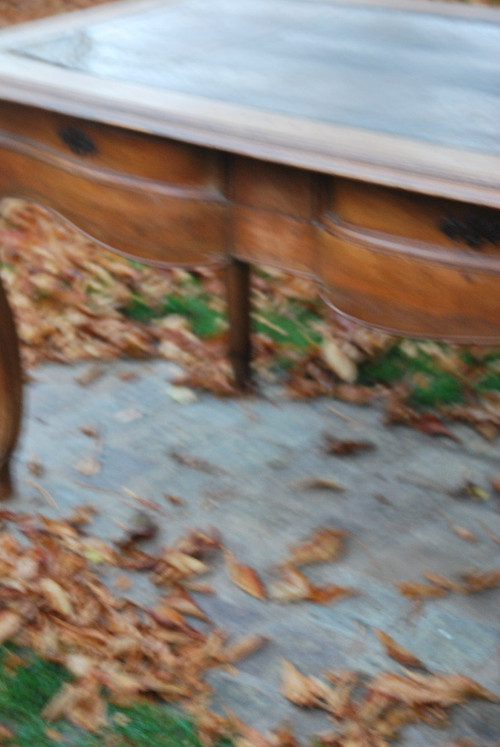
[440,213,500,250]
[59,125,96,156]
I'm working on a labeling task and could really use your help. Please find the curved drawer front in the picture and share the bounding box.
[0,139,228,267]
[319,221,500,342]
[331,178,500,254]
[0,102,224,189]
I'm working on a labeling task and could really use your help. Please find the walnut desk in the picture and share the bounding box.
[0,0,499,497]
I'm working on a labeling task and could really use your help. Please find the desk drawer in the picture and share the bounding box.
[0,101,223,190]
[331,178,500,254]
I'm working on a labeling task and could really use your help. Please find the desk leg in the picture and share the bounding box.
[0,274,22,499]
[226,258,252,389]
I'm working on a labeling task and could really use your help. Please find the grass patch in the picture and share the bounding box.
[359,343,465,408]
[122,293,225,337]
[0,646,207,747]
[253,303,322,350]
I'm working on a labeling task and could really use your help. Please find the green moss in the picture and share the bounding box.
[410,372,464,408]
[0,647,216,747]
[358,345,408,385]
[253,304,322,350]
[162,295,225,337]
[476,373,500,392]
[122,293,225,337]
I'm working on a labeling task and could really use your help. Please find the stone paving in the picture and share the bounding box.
[9,359,500,744]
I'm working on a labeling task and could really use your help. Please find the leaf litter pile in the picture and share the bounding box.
[4,199,500,436]
[0,508,497,746]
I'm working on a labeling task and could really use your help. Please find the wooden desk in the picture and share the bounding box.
[0,0,499,497]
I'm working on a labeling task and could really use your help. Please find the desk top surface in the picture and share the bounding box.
[0,0,499,204]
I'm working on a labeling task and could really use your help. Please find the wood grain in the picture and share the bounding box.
[0,274,22,499]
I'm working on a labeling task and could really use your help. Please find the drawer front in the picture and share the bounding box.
[0,101,224,190]
[331,178,500,254]
[319,225,500,342]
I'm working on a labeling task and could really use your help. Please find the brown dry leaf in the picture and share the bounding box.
[80,424,100,438]
[113,574,132,592]
[491,477,500,494]
[75,364,105,387]
[165,587,209,621]
[170,450,226,475]
[450,480,490,502]
[285,527,348,566]
[165,493,185,505]
[223,634,269,663]
[460,568,500,592]
[270,565,354,605]
[324,435,375,456]
[66,505,97,527]
[422,572,464,592]
[397,581,448,600]
[0,610,22,644]
[369,671,499,707]
[412,414,462,443]
[42,679,108,731]
[39,578,74,617]
[225,550,267,600]
[375,630,425,669]
[27,454,44,477]
[291,476,345,492]
[0,726,14,742]
[75,454,101,477]
[281,660,324,708]
[115,512,158,551]
[451,525,477,542]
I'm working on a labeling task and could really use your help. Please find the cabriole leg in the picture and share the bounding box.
[0,272,22,499]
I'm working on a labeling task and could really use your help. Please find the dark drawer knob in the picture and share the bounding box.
[59,125,96,156]
[440,213,500,250]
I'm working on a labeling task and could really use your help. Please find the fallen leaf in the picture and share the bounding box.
[369,671,499,707]
[39,578,74,617]
[113,574,132,591]
[324,435,375,456]
[115,512,158,552]
[170,450,225,475]
[412,414,462,443]
[75,455,101,477]
[0,610,22,644]
[165,493,185,505]
[225,550,267,600]
[450,480,490,501]
[281,660,323,707]
[491,477,500,494]
[113,407,143,423]
[291,476,345,492]
[166,384,198,404]
[66,505,97,527]
[451,525,477,542]
[27,454,44,476]
[270,565,354,605]
[422,572,464,592]
[42,679,108,731]
[75,364,105,387]
[321,339,357,383]
[223,634,269,663]
[397,581,447,600]
[460,568,500,592]
[284,527,348,566]
[80,424,100,438]
[375,630,425,669]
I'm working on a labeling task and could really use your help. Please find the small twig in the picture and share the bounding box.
[71,479,122,496]
[25,479,59,509]
[325,404,366,427]
[478,520,500,545]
